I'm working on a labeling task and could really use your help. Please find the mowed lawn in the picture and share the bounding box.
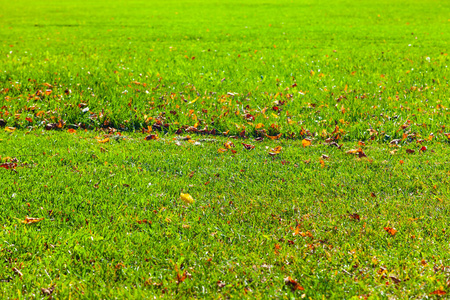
[1,0,450,298]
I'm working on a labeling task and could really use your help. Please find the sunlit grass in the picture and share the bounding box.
[1,0,450,298]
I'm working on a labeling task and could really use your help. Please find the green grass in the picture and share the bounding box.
[1,131,449,298]
[1,0,450,298]
[1,0,450,139]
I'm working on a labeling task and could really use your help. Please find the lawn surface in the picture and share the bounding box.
[1,0,450,298]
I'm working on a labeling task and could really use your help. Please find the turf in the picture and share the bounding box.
[1,0,450,139]
[1,0,450,298]
[1,131,450,298]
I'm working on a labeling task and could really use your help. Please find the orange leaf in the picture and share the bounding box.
[430,290,446,295]
[255,123,264,129]
[22,217,44,224]
[266,133,282,140]
[67,129,76,134]
[302,138,312,147]
[218,148,227,153]
[320,159,325,168]
[384,227,397,236]
[176,270,188,284]
[97,138,110,143]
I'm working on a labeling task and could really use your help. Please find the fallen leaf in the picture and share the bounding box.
[384,227,397,236]
[5,127,16,132]
[12,267,23,277]
[144,134,159,140]
[346,148,367,158]
[67,128,76,134]
[419,146,427,152]
[56,120,64,129]
[302,138,312,147]
[284,276,304,291]
[137,219,151,224]
[269,145,282,156]
[430,290,446,295]
[266,133,282,140]
[218,148,227,153]
[349,213,360,221]
[224,141,235,149]
[41,285,55,296]
[389,276,401,284]
[97,138,110,143]
[406,149,415,154]
[176,270,188,284]
[180,193,194,204]
[0,163,17,170]
[242,143,255,150]
[22,217,44,224]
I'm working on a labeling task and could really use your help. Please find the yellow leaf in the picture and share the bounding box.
[255,123,265,129]
[224,141,235,149]
[218,148,228,153]
[180,193,194,204]
[302,139,312,147]
[271,113,279,119]
[97,138,110,143]
[5,127,16,132]
[269,146,282,156]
